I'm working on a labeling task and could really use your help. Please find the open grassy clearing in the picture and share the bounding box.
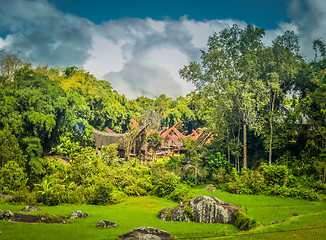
[0,190,325,240]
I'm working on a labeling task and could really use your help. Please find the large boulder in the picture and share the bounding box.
[20,206,42,212]
[68,210,90,219]
[158,195,242,224]
[119,227,174,240]
[96,220,117,228]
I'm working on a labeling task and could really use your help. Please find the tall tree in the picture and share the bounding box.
[180,24,269,169]
[260,31,300,164]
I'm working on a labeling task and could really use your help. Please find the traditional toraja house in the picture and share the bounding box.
[92,129,126,157]
[92,118,147,157]
[159,120,213,154]
[92,118,213,158]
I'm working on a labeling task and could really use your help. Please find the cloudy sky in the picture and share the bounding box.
[0,0,325,99]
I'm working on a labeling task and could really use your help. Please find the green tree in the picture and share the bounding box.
[0,161,28,193]
[0,51,29,83]
[180,24,269,169]
[260,32,300,164]
[0,125,26,167]
[146,131,163,161]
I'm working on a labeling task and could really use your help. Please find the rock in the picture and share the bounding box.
[4,210,14,219]
[158,206,191,222]
[20,206,42,212]
[96,220,117,228]
[0,194,12,199]
[158,195,242,224]
[68,210,90,219]
[0,210,4,219]
[119,227,174,240]
[139,234,161,240]
[203,184,217,191]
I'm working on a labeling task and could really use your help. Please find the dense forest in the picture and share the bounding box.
[0,24,326,206]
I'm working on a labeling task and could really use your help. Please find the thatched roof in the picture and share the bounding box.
[92,129,126,149]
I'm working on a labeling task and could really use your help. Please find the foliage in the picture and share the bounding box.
[99,143,118,165]
[0,161,28,193]
[168,184,194,204]
[0,125,26,167]
[146,131,163,161]
[234,211,262,231]
[154,172,180,197]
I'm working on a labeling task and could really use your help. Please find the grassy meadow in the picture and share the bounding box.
[0,188,325,240]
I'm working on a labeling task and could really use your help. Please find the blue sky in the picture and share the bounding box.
[0,0,325,99]
[49,0,290,29]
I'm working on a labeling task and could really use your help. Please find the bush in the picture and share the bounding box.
[110,190,126,204]
[10,190,37,205]
[267,185,318,200]
[168,184,194,204]
[261,164,291,187]
[154,172,180,197]
[0,161,28,193]
[167,154,186,168]
[85,184,113,205]
[124,176,152,196]
[211,167,227,184]
[84,174,114,205]
[234,211,262,231]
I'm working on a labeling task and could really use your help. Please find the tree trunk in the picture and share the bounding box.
[269,91,276,165]
[243,113,247,169]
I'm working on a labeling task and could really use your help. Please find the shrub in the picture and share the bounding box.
[10,190,37,205]
[167,154,186,168]
[124,177,152,196]
[0,161,28,193]
[168,184,194,203]
[234,211,262,231]
[184,205,195,220]
[110,190,126,204]
[261,164,291,187]
[154,172,180,197]
[211,167,227,184]
[85,183,113,205]
[84,174,114,205]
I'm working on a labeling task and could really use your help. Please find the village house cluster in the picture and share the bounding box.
[92,119,212,158]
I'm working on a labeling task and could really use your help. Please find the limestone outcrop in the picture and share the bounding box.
[96,220,117,228]
[20,206,42,212]
[158,195,242,224]
[68,210,90,219]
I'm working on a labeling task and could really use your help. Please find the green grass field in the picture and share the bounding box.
[0,189,325,240]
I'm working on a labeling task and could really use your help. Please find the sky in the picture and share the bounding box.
[0,0,325,99]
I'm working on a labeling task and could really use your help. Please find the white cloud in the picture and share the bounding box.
[97,17,248,98]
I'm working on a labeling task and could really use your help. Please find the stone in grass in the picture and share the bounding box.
[119,227,174,240]
[4,210,14,219]
[68,210,90,219]
[20,206,42,212]
[158,195,242,224]
[139,234,161,240]
[0,210,4,219]
[96,220,117,228]
[203,184,217,191]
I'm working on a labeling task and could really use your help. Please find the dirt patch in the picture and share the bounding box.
[7,213,66,224]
